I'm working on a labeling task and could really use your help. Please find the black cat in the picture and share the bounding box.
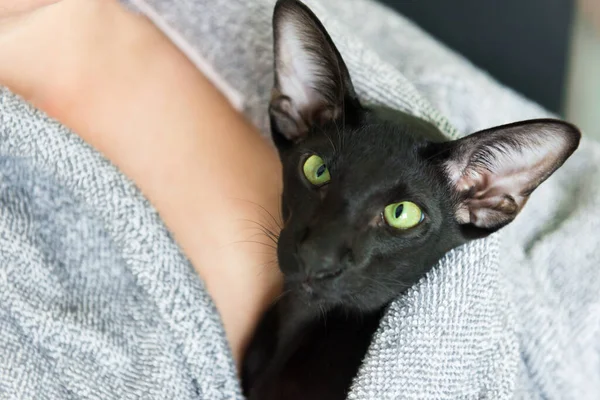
[242,1,581,399]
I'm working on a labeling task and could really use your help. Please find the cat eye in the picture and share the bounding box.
[302,155,331,186]
[383,201,424,229]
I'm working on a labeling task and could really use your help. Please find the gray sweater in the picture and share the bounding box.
[1,0,599,398]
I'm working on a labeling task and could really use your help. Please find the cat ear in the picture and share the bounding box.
[270,0,360,146]
[434,119,581,233]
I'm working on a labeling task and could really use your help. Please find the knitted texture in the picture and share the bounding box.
[1,0,599,398]
[0,96,241,399]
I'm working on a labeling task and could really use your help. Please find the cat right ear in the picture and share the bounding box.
[429,119,581,236]
[270,0,361,147]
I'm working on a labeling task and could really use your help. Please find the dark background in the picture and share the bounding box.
[378,0,575,114]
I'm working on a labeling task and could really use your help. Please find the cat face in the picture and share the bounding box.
[275,116,467,311]
[270,0,580,311]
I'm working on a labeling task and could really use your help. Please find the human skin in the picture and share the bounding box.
[0,0,283,370]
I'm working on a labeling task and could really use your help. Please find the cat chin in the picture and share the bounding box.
[285,277,346,306]
[285,279,386,312]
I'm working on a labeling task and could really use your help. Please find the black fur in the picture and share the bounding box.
[241,1,581,399]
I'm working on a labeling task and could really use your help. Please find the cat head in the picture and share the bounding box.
[270,0,580,311]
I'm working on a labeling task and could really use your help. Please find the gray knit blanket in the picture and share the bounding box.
[1,0,599,399]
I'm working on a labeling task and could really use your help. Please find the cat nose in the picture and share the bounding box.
[298,239,351,280]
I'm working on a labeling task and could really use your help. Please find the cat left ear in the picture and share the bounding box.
[270,0,361,146]
[432,119,581,233]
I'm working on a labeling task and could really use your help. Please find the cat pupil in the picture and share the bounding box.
[316,164,326,177]
[394,204,404,219]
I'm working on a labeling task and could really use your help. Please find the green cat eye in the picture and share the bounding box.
[384,201,424,229]
[303,155,331,186]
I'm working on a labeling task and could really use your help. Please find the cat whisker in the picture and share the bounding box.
[325,131,337,153]
[238,217,280,232]
[344,295,365,323]
[229,240,278,250]
[361,276,396,299]
[333,55,347,149]
[270,289,291,307]
[331,117,344,152]
[254,258,279,267]
[315,124,338,154]
[422,146,452,162]
[237,218,281,243]
[253,252,277,263]
[319,304,328,327]
[353,300,365,324]
[363,274,410,291]
[256,260,281,277]
[229,197,283,229]
[244,229,280,246]
[382,278,411,291]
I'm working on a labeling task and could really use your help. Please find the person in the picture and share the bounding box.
[0,0,282,370]
[2,0,599,399]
